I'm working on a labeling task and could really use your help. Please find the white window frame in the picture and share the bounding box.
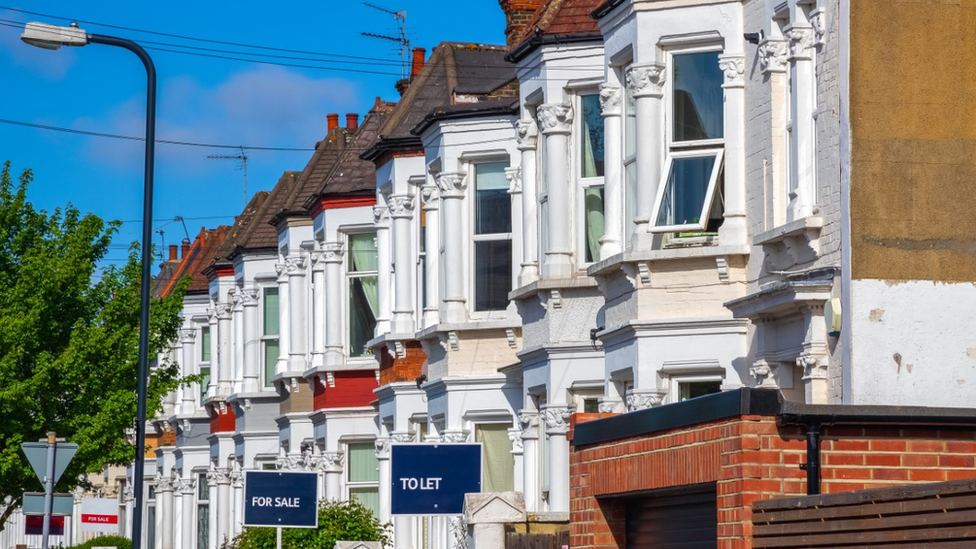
[574,90,606,266]
[667,373,724,404]
[468,159,513,318]
[198,324,211,404]
[344,439,379,515]
[650,46,726,235]
[622,63,637,249]
[259,285,279,389]
[474,421,516,493]
[534,108,549,262]
[345,230,379,360]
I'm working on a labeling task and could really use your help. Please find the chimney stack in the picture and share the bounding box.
[498,0,544,47]
[410,47,426,79]
[168,245,178,261]
[181,239,190,259]
[327,113,339,133]
[346,113,359,130]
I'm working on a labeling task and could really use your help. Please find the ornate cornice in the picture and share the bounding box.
[516,118,539,150]
[758,40,789,74]
[436,172,467,199]
[386,194,416,219]
[599,83,622,116]
[537,102,573,135]
[718,54,746,89]
[626,63,666,98]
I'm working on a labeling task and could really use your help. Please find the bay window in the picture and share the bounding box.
[578,93,605,264]
[261,287,279,387]
[472,162,512,312]
[346,441,379,517]
[650,50,725,235]
[348,232,378,357]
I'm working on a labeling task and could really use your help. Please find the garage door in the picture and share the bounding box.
[626,485,717,549]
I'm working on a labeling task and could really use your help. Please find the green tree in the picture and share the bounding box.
[224,500,390,549]
[0,162,189,531]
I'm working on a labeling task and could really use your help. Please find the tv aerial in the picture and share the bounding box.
[362,2,410,79]
[207,146,249,208]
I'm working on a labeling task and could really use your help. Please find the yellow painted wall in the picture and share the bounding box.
[850,0,976,281]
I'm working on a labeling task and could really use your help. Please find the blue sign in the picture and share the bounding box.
[243,471,318,528]
[391,443,482,515]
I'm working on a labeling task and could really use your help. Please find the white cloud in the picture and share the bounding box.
[0,22,78,80]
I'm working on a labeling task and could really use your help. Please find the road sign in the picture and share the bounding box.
[25,516,64,536]
[22,493,73,516]
[243,471,318,528]
[391,443,482,515]
[21,442,78,485]
[80,498,120,533]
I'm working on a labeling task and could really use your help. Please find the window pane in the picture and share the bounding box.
[540,199,549,254]
[263,340,278,387]
[474,240,512,312]
[476,162,511,235]
[200,327,210,362]
[347,442,379,482]
[349,276,378,356]
[580,94,605,178]
[655,156,717,228]
[624,80,636,158]
[476,424,514,492]
[624,162,636,244]
[147,506,156,549]
[349,233,378,272]
[198,474,209,500]
[349,487,379,518]
[196,505,209,549]
[583,187,605,263]
[673,51,724,141]
[199,366,210,402]
[679,381,722,401]
[263,287,279,336]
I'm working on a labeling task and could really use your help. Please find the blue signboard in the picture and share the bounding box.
[391,443,482,515]
[243,471,318,528]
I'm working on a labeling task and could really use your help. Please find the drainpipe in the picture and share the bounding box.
[802,423,821,495]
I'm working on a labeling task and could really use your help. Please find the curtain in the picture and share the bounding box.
[476,424,514,492]
[263,287,279,336]
[347,442,379,482]
[580,94,604,178]
[584,188,605,263]
[349,234,379,315]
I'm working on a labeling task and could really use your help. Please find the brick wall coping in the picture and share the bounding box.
[754,476,976,512]
[574,388,976,447]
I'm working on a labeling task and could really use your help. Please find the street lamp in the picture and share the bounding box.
[22,21,157,549]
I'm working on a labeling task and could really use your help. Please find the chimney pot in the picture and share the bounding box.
[168,244,178,261]
[410,47,426,79]
[327,113,339,132]
[181,240,190,259]
[346,113,359,129]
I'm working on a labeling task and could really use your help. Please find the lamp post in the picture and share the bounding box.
[22,22,157,549]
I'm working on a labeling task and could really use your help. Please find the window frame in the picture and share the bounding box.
[667,373,724,404]
[260,285,280,389]
[198,325,211,403]
[649,47,727,235]
[345,230,379,359]
[574,90,606,266]
[622,64,637,249]
[344,439,380,517]
[468,160,513,317]
[474,422,515,493]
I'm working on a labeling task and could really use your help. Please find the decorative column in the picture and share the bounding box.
[231,468,244,539]
[286,254,308,373]
[231,289,244,394]
[626,63,666,248]
[177,477,196,549]
[719,54,748,245]
[786,25,816,221]
[516,119,540,285]
[157,473,175,549]
[506,166,523,289]
[310,250,326,369]
[206,469,219,549]
[71,485,84,546]
[375,438,392,523]
[599,83,624,259]
[215,300,234,397]
[206,305,219,399]
[274,262,290,376]
[436,173,468,324]
[518,411,539,512]
[542,405,572,513]
[537,102,574,279]
[759,38,790,228]
[239,288,259,393]
[508,427,524,494]
[373,205,392,334]
[317,452,344,501]
[388,194,417,334]
[122,483,134,539]
[321,243,345,366]
[800,355,829,404]
[179,329,197,413]
[420,183,440,327]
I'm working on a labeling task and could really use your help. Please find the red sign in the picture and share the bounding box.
[81,514,119,524]
[25,515,65,536]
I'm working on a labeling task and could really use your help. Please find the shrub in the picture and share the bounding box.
[224,499,389,549]
[71,535,132,549]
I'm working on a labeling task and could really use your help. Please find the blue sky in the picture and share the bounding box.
[1,1,504,265]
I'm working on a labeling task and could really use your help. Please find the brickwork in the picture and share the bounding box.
[571,415,976,549]
[378,340,426,385]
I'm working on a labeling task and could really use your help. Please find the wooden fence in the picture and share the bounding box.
[752,477,976,548]
[505,530,570,549]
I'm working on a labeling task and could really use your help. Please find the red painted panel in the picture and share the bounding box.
[209,404,236,433]
[314,370,379,410]
[309,195,377,218]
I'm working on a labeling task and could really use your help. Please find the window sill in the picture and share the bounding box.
[587,244,750,278]
[753,216,823,271]
[415,318,521,341]
[509,276,600,301]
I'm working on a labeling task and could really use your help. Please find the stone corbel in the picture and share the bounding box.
[505,166,522,194]
[626,63,666,98]
[785,26,815,60]
[750,360,779,388]
[448,331,459,352]
[636,262,652,287]
[441,430,470,443]
[542,405,573,435]
[625,389,666,411]
[506,329,517,349]
[218,401,227,415]
[436,172,467,199]
[537,102,574,135]
[810,9,827,47]
[316,452,344,473]
[374,437,392,459]
[516,118,539,150]
[758,39,788,74]
[599,83,622,117]
[715,256,730,283]
[550,289,562,310]
[290,377,299,394]
[325,371,335,388]
[598,398,623,414]
[394,341,406,359]
[243,398,252,412]
[507,428,524,453]
[181,419,192,435]
[718,54,746,89]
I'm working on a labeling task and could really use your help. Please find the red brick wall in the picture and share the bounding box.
[313,370,379,409]
[570,415,976,549]
[378,340,426,386]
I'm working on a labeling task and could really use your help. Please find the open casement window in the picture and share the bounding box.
[346,441,379,517]
[199,326,211,402]
[261,287,279,388]
[348,233,378,357]
[472,162,512,312]
[475,423,515,492]
[578,93,605,264]
[651,50,726,235]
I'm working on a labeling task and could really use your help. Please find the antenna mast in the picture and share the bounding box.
[207,146,249,208]
[362,2,409,79]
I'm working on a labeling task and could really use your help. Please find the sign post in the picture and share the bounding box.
[243,471,318,549]
[21,433,78,549]
[390,443,482,515]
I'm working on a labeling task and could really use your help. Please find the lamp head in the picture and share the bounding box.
[21,22,88,50]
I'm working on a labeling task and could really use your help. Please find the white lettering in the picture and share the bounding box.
[274,497,301,508]
[251,497,274,507]
[398,477,443,491]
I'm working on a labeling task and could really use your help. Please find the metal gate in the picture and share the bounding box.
[625,485,718,549]
[504,530,570,549]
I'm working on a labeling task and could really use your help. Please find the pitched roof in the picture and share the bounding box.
[507,0,604,62]
[231,171,300,256]
[362,42,518,162]
[154,226,231,298]
[205,189,273,272]
[271,124,355,225]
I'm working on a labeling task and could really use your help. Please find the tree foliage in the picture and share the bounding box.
[223,500,390,549]
[0,162,189,531]
[70,535,133,549]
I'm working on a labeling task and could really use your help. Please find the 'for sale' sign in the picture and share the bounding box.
[80,498,120,533]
